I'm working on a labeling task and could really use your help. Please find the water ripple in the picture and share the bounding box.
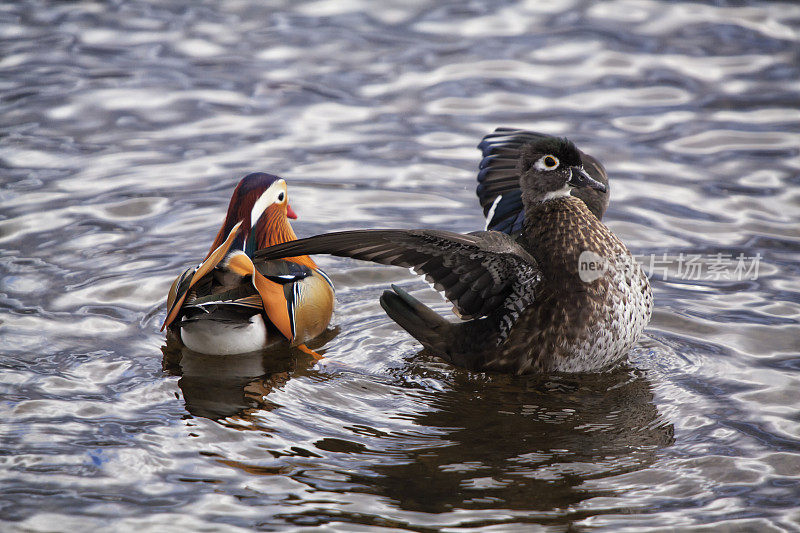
[1,0,799,530]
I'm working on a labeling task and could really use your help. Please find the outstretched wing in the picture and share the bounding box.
[477,128,610,234]
[254,229,539,320]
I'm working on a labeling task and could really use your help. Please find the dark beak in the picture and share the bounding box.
[569,166,607,193]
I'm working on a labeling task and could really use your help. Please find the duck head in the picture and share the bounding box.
[207,172,299,258]
[518,137,607,207]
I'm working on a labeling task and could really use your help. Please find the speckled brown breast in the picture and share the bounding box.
[486,197,653,373]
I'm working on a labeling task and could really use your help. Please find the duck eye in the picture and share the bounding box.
[534,155,560,171]
[277,192,285,202]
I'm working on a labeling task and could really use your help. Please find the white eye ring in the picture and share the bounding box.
[534,155,560,171]
[251,180,287,224]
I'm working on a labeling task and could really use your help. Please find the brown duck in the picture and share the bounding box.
[254,129,652,373]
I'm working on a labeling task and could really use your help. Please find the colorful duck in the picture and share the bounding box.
[162,172,334,356]
[252,129,653,374]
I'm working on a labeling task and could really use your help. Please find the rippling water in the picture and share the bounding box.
[2,0,799,530]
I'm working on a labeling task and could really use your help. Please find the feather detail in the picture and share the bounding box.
[258,205,298,247]
[162,221,242,330]
[257,204,318,270]
[226,251,295,341]
[289,269,336,345]
[253,268,294,341]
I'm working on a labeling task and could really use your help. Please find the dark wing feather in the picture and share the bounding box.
[476,127,610,234]
[255,259,313,284]
[183,260,314,313]
[254,229,539,320]
[183,285,263,310]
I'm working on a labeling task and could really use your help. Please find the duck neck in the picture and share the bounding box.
[257,210,297,249]
[521,196,600,286]
[253,210,318,269]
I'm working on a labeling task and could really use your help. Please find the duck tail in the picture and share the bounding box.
[380,285,454,357]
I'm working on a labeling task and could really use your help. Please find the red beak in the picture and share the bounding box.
[286,204,298,219]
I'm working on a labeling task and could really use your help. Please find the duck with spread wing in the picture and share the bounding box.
[253,130,652,374]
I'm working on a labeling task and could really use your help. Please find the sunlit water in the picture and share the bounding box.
[2,1,799,531]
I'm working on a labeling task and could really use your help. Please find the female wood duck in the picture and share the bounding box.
[162,172,335,356]
[253,130,652,374]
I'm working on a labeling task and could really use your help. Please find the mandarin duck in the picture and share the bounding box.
[162,173,334,356]
[253,130,652,374]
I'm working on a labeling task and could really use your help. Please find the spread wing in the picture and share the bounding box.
[254,229,539,320]
[477,128,610,234]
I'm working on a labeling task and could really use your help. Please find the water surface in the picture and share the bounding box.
[2,0,799,531]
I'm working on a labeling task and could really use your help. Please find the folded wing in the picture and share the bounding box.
[162,221,243,330]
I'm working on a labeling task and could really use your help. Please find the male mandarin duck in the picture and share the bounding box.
[253,129,652,374]
[162,172,334,356]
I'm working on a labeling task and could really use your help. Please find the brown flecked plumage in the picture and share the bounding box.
[486,196,652,373]
[254,130,652,373]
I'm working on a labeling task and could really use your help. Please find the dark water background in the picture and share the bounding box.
[2,1,799,531]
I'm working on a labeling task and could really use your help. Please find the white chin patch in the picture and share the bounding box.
[542,184,572,202]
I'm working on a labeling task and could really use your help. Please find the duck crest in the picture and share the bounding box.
[518,137,581,171]
[207,173,276,257]
[203,173,317,271]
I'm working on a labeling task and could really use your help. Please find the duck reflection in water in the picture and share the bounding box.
[161,327,338,421]
[163,334,673,517]
[360,362,674,516]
